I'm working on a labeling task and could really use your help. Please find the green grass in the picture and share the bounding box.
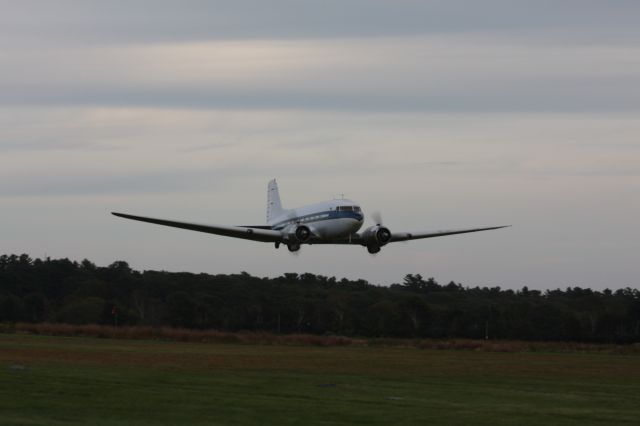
[1,333,639,425]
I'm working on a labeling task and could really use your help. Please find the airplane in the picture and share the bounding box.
[112,179,509,254]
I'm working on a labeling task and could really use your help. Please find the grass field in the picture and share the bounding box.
[1,333,639,425]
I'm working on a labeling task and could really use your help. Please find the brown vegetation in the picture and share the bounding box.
[2,322,639,354]
[1,322,357,347]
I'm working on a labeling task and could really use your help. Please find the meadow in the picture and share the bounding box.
[1,332,639,425]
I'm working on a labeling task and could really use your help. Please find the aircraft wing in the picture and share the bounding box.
[390,225,510,242]
[111,212,283,243]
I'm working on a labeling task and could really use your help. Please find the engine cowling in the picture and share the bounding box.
[285,224,311,243]
[361,225,392,246]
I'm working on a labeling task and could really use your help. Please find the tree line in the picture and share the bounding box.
[1,254,638,343]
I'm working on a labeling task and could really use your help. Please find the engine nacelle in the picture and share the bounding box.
[361,225,392,246]
[284,224,311,243]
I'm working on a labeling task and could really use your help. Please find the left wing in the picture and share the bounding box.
[111,212,283,243]
[314,225,509,245]
[390,225,510,242]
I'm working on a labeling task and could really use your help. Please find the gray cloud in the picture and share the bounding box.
[2,84,639,113]
[2,1,639,46]
[1,37,639,112]
[0,171,206,197]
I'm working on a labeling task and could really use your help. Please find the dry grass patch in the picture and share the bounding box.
[2,322,639,354]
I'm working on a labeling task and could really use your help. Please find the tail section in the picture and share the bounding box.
[267,179,284,225]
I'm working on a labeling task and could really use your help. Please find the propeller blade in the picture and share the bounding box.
[371,211,383,226]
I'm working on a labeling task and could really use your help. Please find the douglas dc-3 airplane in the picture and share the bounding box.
[112,179,509,254]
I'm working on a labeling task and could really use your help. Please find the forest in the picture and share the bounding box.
[1,254,638,343]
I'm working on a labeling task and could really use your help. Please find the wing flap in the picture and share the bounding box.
[112,212,283,243]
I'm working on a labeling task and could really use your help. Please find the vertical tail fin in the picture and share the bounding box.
[267,179,284,225]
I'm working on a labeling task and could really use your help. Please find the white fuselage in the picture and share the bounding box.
[269,199,364,240]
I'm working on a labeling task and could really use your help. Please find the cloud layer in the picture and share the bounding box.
[1,1,639,288]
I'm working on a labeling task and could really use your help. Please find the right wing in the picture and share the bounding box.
[112,212,283,243]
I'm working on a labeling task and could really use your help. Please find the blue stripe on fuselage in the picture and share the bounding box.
[272,210,363,230]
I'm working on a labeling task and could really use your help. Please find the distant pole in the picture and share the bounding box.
[484,320,489,340]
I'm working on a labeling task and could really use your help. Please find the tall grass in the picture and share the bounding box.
[2,322,638,354]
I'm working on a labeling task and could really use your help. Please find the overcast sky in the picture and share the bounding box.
[1,1,639,289]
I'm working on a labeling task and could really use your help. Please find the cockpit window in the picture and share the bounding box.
[338,206,359,212]
[354,206,361,212]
